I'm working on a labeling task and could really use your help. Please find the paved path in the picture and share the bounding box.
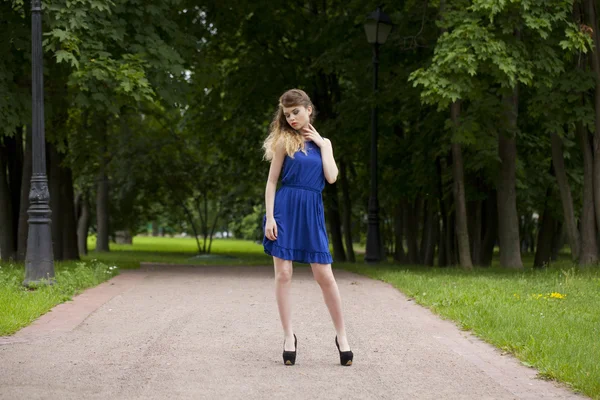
[0,264,586,399]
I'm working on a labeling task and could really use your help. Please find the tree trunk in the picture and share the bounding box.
[550,132,580,261]
[436,157,449,267]
[446,210,457,265]
[519,213,536,255]
[325,183,346,262]
[438,216,448,266]
[96,157,110,252]
[0,143,15,260]
[207,206,221,254]
[48,143,63,260]
[202,195,208,249]
[429,212,439,266]
[578,122,598,264]
[419,199,428,263]
[451,104,472,268]
[436,2,450,267]
[6,131,23,255]
[393,203,406,263]
[17,128,32,261]
[551,221,564,261]
[181,201,202,254]
[77,194,90,256]
[441,218,458,266]
[421,199,437,266]
[339,161,355,262]
[468,200,483,265]
[480,190,498,267]
[61,164,79,260]
[584,0,600,238]
[443,154,458,266]
[379,204,390,260]
[534,186,556,268]
[497,90,524,268]
[404,200,421,264]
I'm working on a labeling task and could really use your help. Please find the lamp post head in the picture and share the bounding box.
[363,6,393,45]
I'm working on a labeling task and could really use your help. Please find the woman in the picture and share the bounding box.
[262,88,353,366]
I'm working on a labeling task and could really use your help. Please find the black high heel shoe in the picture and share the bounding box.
[335,336,353,366]
[282,334,297,365]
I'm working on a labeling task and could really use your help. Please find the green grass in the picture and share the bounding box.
[2,236,599,398]
[85,236,271,268]
[340,261,600,399]
[0,259,118,336]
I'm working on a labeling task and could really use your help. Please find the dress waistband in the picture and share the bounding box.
[282,184,321,193]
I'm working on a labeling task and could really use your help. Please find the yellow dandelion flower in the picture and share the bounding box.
[550,292,566,299]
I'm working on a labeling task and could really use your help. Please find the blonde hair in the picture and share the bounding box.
[263,89,316,160]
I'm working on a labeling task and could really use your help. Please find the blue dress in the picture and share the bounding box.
[263,140,333,264]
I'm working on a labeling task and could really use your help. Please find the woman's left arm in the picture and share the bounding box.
[319,139,338,184]
[303,124,338,184]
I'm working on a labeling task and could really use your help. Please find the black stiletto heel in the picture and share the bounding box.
[283,334,297,365]
[335,336,353,366]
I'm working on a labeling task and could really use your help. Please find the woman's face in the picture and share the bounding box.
[283,105,312,131]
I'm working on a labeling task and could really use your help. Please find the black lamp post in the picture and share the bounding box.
[364,7,392,263]
[23,0,55,287]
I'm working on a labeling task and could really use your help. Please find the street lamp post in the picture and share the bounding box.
[23,0,55,287]
[364,7,393,263]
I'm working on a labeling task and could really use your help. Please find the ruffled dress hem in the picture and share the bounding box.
[264,242,333,264]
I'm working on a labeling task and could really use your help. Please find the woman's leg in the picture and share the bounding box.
[274,256,295,351]
[310,263,351,351]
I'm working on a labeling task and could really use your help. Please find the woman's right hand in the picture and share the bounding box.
[265,217,278,241]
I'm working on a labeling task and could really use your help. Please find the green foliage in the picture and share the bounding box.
[0,259,118,335]
[230,205,266,241]
[410,0,588,108]
[1,1,31,137]
[2,0,596,273]
[560,23,594,53]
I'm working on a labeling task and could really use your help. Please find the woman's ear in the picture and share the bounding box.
[307,106,313,116]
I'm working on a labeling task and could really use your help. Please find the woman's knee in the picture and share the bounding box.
[316,275,336,288]
[274,259,293,283]
[275,269,292,284]
[312,265,335,287]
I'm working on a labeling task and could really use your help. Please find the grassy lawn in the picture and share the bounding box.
[85,235,272,268]
[0,259,118,336]
[1,236,598,398]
